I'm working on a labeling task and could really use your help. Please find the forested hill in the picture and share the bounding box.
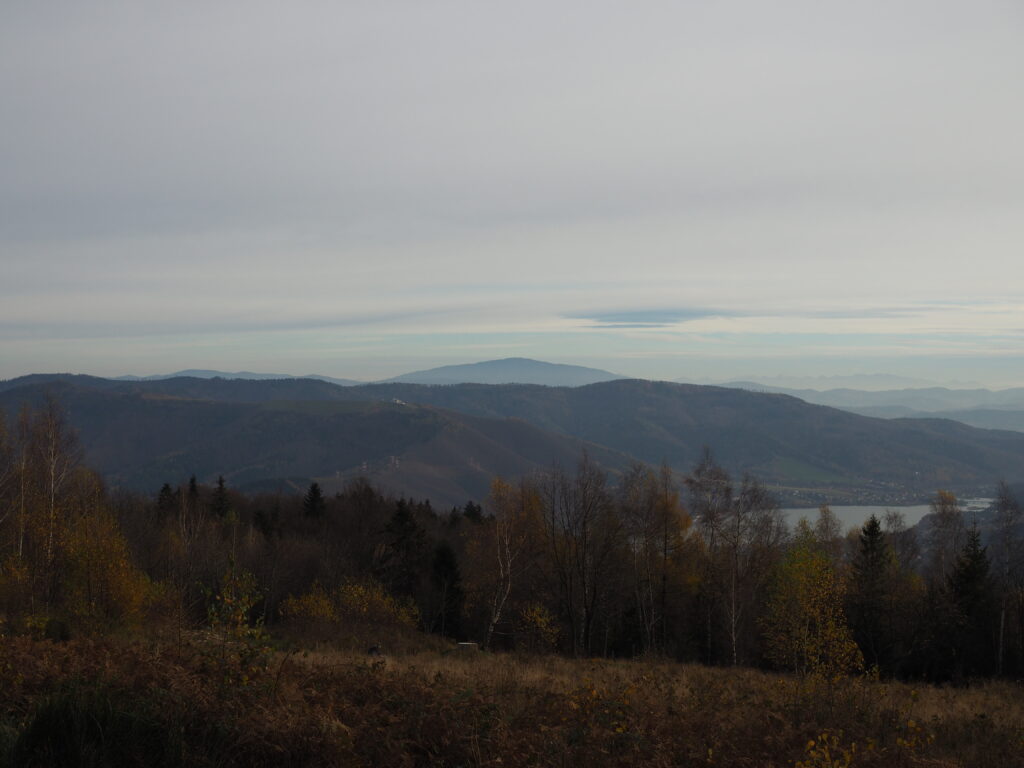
[3,374,1024,504]
[0,378,631,506]
[725,381,1024,434]
[338,379,1024,500]
[0,373,347,401]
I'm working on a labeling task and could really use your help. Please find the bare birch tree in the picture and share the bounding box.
[927,490,964,584]
[542,453,621,656]
[620,462,690,654]
[993,481,1021,675]
[685,448,732,663]
[483,476,542,649]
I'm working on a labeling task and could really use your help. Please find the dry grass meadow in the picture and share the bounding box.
[1,633,1022,767]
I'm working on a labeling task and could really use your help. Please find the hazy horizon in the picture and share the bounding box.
[2,357,1015,393]
[3,2,1022,387]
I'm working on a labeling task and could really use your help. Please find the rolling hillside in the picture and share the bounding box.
[0,379,630,507]
[115,369,363,386]
[316,379,1024,500]
[4,374,1024,504]
[844,406,1024,433]
[729,382,1024,414]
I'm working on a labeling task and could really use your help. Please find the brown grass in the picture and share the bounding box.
[1,634,1021,767]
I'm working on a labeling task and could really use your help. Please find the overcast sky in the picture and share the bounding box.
[3,1,1022,386]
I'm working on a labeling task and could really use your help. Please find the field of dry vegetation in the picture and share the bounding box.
[1,632,1022,767]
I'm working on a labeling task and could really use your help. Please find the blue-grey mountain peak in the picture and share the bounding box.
[381,358,626,387]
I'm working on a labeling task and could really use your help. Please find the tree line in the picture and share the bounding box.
[1,399,1022,682]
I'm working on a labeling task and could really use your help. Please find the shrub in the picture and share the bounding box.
[6,685,183,768]
[282,578,419,632]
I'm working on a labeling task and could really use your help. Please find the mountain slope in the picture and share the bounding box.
[319,379,1024,499]
[845,406,1024,433]
[382,357,626,386]
[726,382,1024,434]
[727,383,1024,413]
[5,375,1024,504]
[114,369,364,386]
[708,374,939,390]
[0,373,122,393]
[0,379,630,507]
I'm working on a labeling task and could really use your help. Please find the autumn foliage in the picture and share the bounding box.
[762,525,863,678]
[2,397,1024,765]
[0,400,151,637]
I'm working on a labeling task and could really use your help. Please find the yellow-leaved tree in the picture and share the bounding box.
[762,523,863,679]
[0,400,152,636]
[281,578,419,632]
[61,472,151,632]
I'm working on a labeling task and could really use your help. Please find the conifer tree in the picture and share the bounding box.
[946,526,997,678]
[381,499,427,599]
[431,541,464,638]
[302,481,326,518]
[211,475,230,518]
[156,483,176,519]
[848,514,896,672]
[185,475,200,524]
[462,500,483,523]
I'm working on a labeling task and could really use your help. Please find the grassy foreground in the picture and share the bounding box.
[1,635,1022,767]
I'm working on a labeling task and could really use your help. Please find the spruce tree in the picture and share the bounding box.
[462,501,483,523]
[947,526,997,678]
[849,515,896,673]
[382,500,427,598]
[431,541,464,638]
[156,483,177,519]
[211,475,230,518]
[302,482,326,518]
[187,475,200,514]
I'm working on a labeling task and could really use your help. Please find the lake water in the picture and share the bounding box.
[782,499,993,532]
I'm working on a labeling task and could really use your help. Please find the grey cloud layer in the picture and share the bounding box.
[4,1,1021,241]
[1,1,1022,381]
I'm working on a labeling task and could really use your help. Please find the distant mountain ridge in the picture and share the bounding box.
[114,369,363,386]
[726,384,1024,411]
[701,373,944,390]
[723,382,1024,433]
[107,357,625,387]
[4,374,1024,506]
[842,406,1024,433]
[382,357,626,386]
